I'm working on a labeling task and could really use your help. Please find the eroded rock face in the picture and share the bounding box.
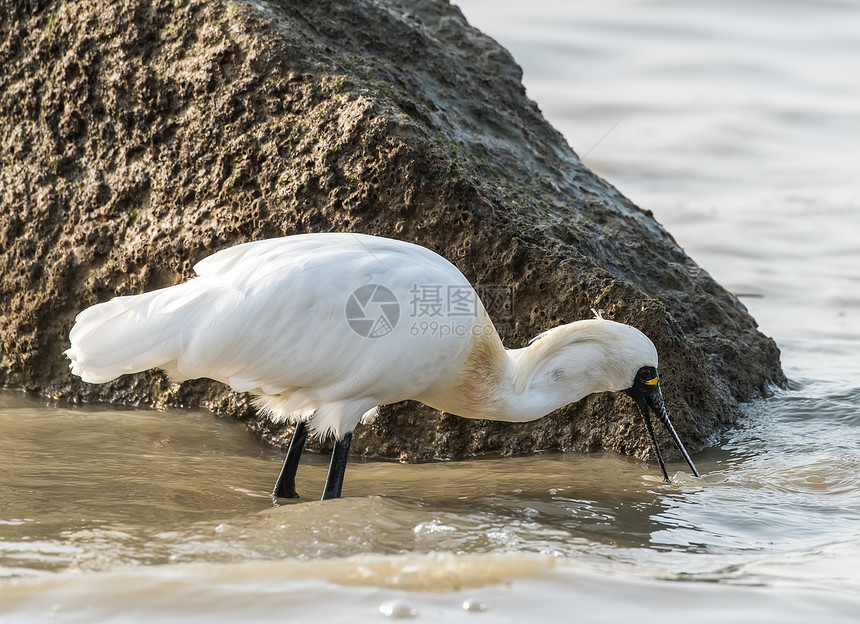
[0,0,784,461]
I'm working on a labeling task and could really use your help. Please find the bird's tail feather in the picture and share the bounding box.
[66,282,205,384]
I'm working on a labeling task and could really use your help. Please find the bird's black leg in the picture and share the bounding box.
[273,421,308,498]
[321,431,353,500]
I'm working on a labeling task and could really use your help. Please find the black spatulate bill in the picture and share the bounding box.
[626,371,700,482]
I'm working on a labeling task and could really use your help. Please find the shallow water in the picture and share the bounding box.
[2,391,860,621]
[3,0,860,621]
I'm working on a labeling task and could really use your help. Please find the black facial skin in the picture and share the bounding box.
[625,367,701,482]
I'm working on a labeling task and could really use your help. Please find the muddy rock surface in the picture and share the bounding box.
[0,0,785,461]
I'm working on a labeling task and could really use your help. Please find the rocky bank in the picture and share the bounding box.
[0,0,785,461]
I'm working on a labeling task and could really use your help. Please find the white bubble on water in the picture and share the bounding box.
[379,599,418,618]
[462,598,488,612]
[413,519,457,535]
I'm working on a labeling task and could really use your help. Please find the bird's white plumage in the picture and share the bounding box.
[66,233,660,439]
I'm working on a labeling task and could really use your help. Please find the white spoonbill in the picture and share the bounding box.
[66,232,699,500]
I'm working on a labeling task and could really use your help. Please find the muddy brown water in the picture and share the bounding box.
[2,386,859,622]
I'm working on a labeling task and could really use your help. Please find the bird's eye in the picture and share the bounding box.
[638,367,654,381]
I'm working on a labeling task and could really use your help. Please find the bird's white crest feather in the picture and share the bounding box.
[514,320,601,394]
[512,318,657,395]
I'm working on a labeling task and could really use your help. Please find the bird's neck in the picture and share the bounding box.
[418,319,610,423]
